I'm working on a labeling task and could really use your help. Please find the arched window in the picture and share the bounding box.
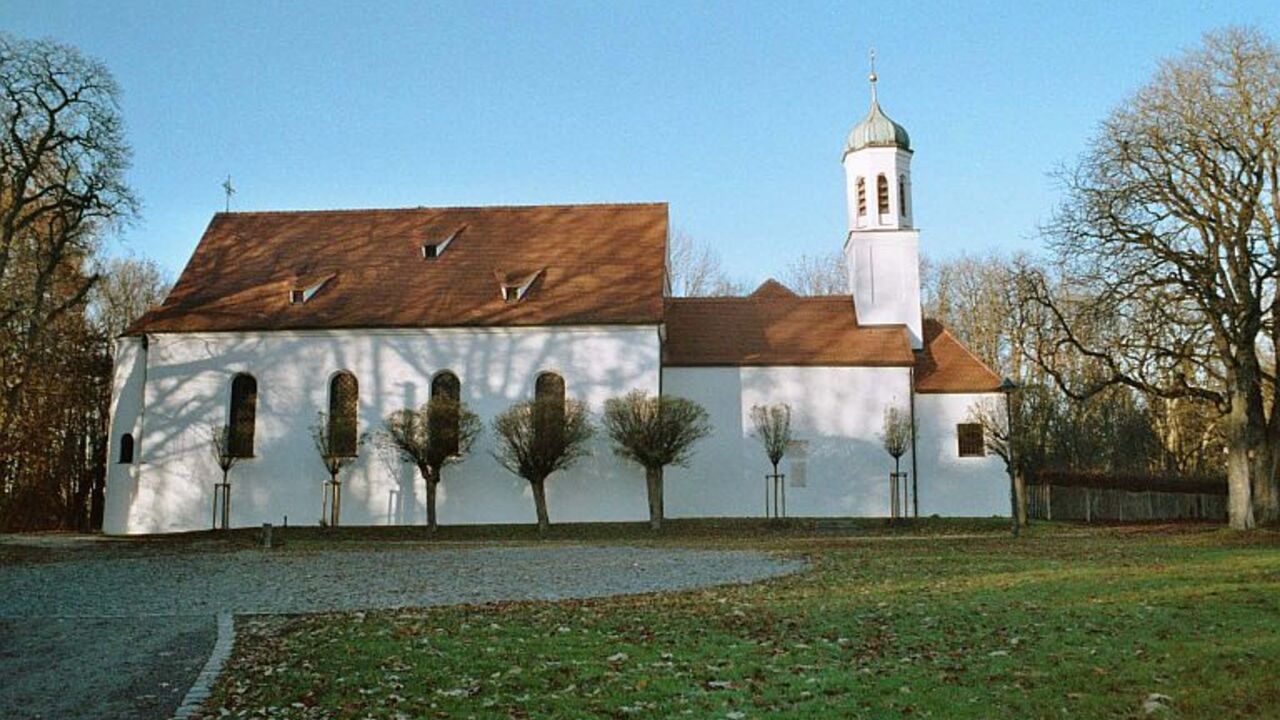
[431,371,460,402]
[533,372,566,440]
[877,174,890,214]
[328,371,359,457]
[856,177,867,217]
[228,374,258,457]
[898,175,908,217]
[118,433,134,464]
[431,371,462,455]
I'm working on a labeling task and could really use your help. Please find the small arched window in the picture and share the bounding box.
[856,177,867,217]
[118,433,134,464]
[431,371,462,454]
[228,373,258,458]
[431,371,460,403]
[899,175,908,217]
[328,371,359,457]
[534,372,566,440]
[877,174,890,214]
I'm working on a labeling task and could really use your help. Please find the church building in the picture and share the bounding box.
[103,74,1007,534]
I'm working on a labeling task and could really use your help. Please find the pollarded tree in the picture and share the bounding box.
[1022,27,1280,528]
[603,390,711,530]
[491,396,594,533]
[380,397,481,532]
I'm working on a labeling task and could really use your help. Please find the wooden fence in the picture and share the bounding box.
[1027,483,1227,522]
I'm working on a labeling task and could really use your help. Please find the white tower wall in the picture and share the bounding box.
[842,92,923,349]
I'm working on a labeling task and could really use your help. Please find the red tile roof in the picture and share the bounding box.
[128,203,668,334]
[663,281,916,367]
[913,319,1003,393]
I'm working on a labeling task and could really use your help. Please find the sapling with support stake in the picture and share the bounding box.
[209,424,241,530]
[751,403,792,518]
[880,404,913,521]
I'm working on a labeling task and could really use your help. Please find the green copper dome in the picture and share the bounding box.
[844,74,910,156]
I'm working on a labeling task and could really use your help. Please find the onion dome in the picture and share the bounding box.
[844,69,910,156]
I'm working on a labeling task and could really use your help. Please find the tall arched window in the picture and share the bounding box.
[856,177,867,216]
[118,433,134,464]
[898,175,908,217]
[534,372,566,440]
[877,174,890,214]
[229,373,258,457]
[431,371,462,454]
[431,371,460,402]
[328,371,359,457]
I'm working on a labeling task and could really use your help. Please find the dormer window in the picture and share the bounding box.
[422,224,466,261]
[289,275,333,304]
[496,268,543,303]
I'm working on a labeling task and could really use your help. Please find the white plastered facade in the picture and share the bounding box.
[104,326,661,534]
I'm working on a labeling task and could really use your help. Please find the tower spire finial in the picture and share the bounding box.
[868,48,878,103]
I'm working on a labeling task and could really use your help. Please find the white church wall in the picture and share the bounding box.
[913,392,1008,517]
[102,336,147,535]
[662,365,915,518]
[105,325,661,534]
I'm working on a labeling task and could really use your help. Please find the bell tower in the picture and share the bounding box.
[842,55,923,349]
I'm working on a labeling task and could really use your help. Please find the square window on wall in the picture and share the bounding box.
[788,439,809,487]
[957,423,985,457]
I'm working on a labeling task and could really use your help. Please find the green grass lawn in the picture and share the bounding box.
[207,522,1280,719]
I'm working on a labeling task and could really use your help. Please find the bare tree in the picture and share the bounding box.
[0,35,138,441]
[880,405,912,475]
[751,404,792,476]
[782,251,848,296]
[603,390,711,530]
[89,257,170,342]
[492,397,594,532]
[209,424,241,529]
[1022,27,1280,528]
[310,411,366,526]
[380,397,481,532]
[966,399,1028,533]
[667,230,742,297]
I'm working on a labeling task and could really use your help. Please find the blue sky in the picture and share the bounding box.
[5,1,1278,286]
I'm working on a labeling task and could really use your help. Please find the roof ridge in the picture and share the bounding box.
[215,201,668,218]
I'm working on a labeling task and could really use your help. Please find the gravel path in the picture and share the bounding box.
[0,545,801,617]
[0,615,214,720]
[0,543,799,719]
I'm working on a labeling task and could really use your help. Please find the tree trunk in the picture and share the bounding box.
[645,466,664,531]
[1225,369,1263,530]
[1251,445,1279,526]
[531,477,550,533]
[423,466,439,532]
[1014,471,1028,529]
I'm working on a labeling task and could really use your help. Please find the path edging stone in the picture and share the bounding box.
[172,612,234,720]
